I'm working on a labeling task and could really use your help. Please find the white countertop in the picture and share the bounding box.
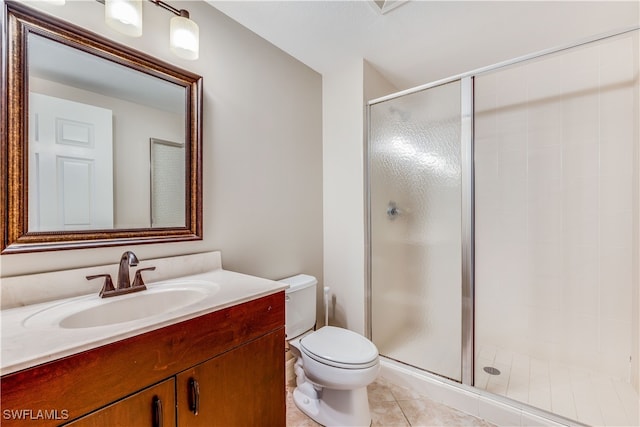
[1,268,287,376]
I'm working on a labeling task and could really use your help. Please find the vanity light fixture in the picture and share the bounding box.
[169,9,200,60]
[102,0,199,60]
[105,0,143,37]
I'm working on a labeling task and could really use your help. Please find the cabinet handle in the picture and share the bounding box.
[153,396,163,427]
[189,378,200,415]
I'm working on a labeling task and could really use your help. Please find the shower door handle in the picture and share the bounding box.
[387,201,401,219]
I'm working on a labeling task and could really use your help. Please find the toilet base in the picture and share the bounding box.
[293,385,372,427]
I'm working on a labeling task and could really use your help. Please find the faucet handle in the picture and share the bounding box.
[86,274,115,297]
[132,267,156,289]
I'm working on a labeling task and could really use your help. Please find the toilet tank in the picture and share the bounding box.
[279,274,317,339]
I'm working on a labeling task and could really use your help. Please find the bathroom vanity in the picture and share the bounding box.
[1,253,287,426]
[1,4,285,424]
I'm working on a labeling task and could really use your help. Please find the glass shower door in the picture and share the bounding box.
[369,81,462,381]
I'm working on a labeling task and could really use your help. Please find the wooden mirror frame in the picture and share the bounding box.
[1,1,203,254]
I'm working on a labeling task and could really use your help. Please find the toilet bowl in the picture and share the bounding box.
[281,275,380,427]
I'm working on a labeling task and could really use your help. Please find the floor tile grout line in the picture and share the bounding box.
[390,392,414,427]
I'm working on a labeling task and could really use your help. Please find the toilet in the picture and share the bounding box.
[280,274,380,427]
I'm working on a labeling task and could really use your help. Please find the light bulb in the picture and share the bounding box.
[105,0,143,37]
[170,15,199,60]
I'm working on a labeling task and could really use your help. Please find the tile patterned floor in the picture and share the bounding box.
[286,378,496,427]
[475,344,640,426]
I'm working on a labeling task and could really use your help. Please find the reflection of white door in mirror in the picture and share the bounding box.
[28,93,114,232]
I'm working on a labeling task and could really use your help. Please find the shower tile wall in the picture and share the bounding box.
[474,30,638,390]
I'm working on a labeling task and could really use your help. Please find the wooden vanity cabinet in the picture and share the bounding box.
[0,292,285,427]
[64,379,176,427]
[177,330,284,427]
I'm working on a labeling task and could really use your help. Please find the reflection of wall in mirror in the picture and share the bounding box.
[30,77,185,229]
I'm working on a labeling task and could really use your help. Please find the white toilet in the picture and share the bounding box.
[280,274,380,427]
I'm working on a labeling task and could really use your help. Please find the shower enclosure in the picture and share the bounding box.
[367,29,639,426]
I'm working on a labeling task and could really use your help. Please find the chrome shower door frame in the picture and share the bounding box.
[364,75,474,386]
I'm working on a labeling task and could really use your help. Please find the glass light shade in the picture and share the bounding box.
[170,16,199,60]
[105,0,143,37]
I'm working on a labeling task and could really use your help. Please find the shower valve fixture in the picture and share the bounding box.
[387,201,401,220]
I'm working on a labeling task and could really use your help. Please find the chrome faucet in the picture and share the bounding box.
[86,251,155,298]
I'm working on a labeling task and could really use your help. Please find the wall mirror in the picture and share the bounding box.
[2,1,203,253]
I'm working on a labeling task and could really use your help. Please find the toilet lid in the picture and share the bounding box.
[300,326,379,368]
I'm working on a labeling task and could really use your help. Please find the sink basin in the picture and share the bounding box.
[23,281,219,329]
[60,287,208,328]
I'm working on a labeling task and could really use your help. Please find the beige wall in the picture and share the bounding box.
[322,59,365,332]
[364,61,399,102]
[1,1,323,312]
[321,59,399,334]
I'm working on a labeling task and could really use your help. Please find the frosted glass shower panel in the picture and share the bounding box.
[369,81,462,381]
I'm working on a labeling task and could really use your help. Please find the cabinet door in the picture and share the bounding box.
[177,329,285,427]
[64,378,175,427]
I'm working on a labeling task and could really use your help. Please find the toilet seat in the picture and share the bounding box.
[299,326,379,369]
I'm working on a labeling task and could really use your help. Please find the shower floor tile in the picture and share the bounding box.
[286,379,495,427]
[475,345,640,426]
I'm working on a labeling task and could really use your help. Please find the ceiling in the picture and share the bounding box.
[207,1,639,91]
